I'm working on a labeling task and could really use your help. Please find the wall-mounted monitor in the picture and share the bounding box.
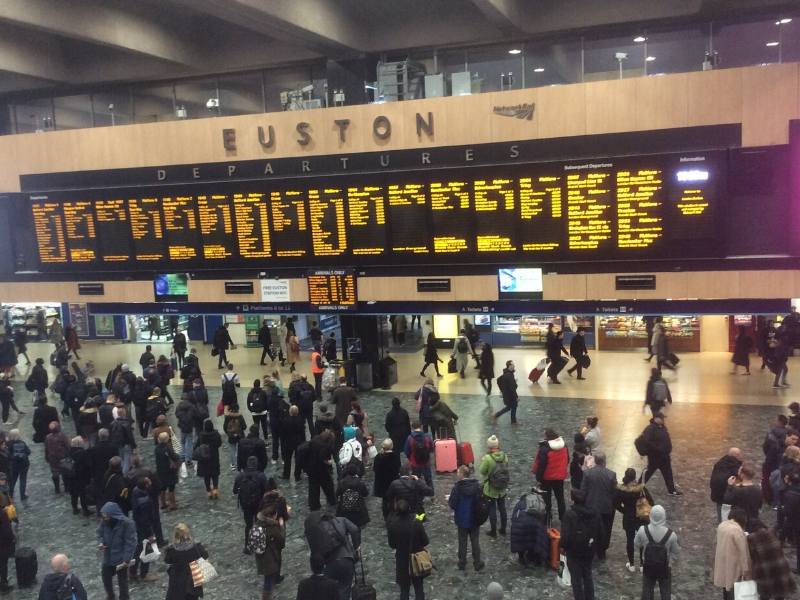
[498,267,543,299]
[154,273,189,302]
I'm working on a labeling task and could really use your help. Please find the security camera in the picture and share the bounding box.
[206,97,219,109]
[615,52,628,60]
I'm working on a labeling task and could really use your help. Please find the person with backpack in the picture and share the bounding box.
[561,488,605,600]
[265,380,289,463]
[493,360,519,425]
[449,464,486,572]
[281,405,306,482]
[479,435,509,538]
[223,402,247,471]
[635,504,679,600]
[138,345,154,375]
[221,363,241,409]
[194,418,222,499]
[238,424,269,473]
[383,464,434,520]
[404,420,435,491]
[295,555,339,600]
[186,378,209,436]
[306,430,338,511]
[109,406,136,475]
[531,428,570,522]
[144,389,166,439]
[451,329,473,378]
[234,455,268,554]
[288,373,316,436]
[644,368,672,416]
[213,323,235,369]
[385,397,411,456]
[580,451,617,560]
[387,498,430,600]
[615,467,655,573]
[37,554,88,600]
[336,461,370,528]
[251,503,286,600]
[762,414,790,505]
[65,435,92,515]
[637,414,682,496]
[174,395,199,468]
[304,509,361,600]
[6,429,30,501]
[247,379,269,439]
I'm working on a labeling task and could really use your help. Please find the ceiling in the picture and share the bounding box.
[0,0,796,97]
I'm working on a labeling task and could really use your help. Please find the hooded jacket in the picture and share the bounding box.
[479,450,509,498]
[233,456,267,509]
[448,477,481,529]
[532,437,569,482]
[383,475,434,517]
[38,572,88,600]
[642,420,673,457]
[254,513,285,577]
[96,502,137,566]
[561,503,604,558]
[237,431,268,472]
[194,420,222,477]
[634,504,680,560]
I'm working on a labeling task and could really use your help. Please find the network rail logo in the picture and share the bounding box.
[492,102,535,120]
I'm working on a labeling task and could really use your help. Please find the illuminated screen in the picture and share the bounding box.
[433,314,459,339]
[498,268,543,299]
[26,151,724,271]
[307,269,357,311]
[154,273,188,302]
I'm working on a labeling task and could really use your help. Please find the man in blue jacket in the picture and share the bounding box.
[96,501,137,600]
[448,465,485,572]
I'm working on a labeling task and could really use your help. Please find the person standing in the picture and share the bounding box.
[635,504,679,600]
[479,435,509,538]
[336,462,370,528]
[713,507,751,600]
[129,477,159,583]
[710,448,744,523]
[615,468,654,573]
[452,329,473,379]
[234,455,268,554]
[310,345,325,400]
[172,328,187,370]
[448,464,485,571]
[546,329,569,384]
[561,489,604,600]
[288,374,315,437]
[566,328,589,380]
[385,397,411,456]
[96,502,137,600]
[532,428,569,522]
[493,360,519,425]
[644,369,672,416]
[306,430,337,511]
[37,554,88,600]
[265,384,288,463]
[6,429,30,501]
[280,405,305,482]
[49,316,64,347]
[247,379,269,440]
[277,318,288,367]
[387,498,430,600]
[64,436,92,515]
[420,330,442,378]
[309,320,323,348]
[722,463,762,531]
[747,519,796,600]
[580,451,617,560]
[195,419,222,499]
[323,332,337,361]
[138,345,154,376]
[332,377,358,429]
[479,343,495,395]
[212,323,235,370]
[638,414,682,495]
[405,421,434,491]
[45,421,70,494]
[258,319,275,365]
[731,325,753,375]
[581,417,601,451]
[304,510,361,600]
[286,331,300,374]
[295,555,339,600]
[163,523,210,600]
[0,484,14,592]
[373,438,401,498]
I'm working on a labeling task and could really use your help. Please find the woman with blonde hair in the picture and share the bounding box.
[164,522,210,600]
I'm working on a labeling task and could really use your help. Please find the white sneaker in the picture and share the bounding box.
[626,562,636,573]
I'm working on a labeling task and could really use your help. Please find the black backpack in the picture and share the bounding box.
[488,455,510,490]
[473,494,491,526]
[412,436,430,463]
[306,512,346,559]
[238,474,262,509]
[222,374,238,403]
[109,421,127,448]
[296,441,311,473]
[564,511,595,553]
[249,390,267,414]
[643,527,672,579]
[456,339,468,353]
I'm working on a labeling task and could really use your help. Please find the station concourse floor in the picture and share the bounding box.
[3,340,799,600]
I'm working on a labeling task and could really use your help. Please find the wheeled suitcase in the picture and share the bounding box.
[457,441,474,466]
[352,556,377,600]
[547,528,561,571]
[435,437,458,473]
[528,358,547,383]
[15,546,37,587]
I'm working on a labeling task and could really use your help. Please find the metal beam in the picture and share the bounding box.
[0,0,203,67]
[469,0,523,33]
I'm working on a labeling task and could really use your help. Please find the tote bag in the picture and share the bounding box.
[734,580,758,600]
[556,553,571,588]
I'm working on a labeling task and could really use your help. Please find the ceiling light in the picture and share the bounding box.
[646,56,656,62]
[766,41,780,46]
[777,18,792,24]
[533,67,545,72]
[633,36,646,43]
[508,48,522,55]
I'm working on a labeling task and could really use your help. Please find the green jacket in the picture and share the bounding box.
[479,451,508,498]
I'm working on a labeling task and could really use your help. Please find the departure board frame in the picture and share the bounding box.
[23,150,727,272]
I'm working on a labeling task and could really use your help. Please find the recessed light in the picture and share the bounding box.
[646,56,656,62]
[533,67,545,73]
[766,41,780,47]
[633,36,646,43]
[508,48,522,55]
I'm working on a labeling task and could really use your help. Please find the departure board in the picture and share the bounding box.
[26,150,725,271]
[307,269,357,311]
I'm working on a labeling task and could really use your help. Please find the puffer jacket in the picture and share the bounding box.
[531,437,569,482]
[448,477,481,529]
[509,493,550,561]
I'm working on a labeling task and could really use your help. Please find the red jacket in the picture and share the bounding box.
[531,437,569,482]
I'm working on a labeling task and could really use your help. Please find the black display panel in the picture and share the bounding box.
[307,269,357,311]
[25,151,726,271]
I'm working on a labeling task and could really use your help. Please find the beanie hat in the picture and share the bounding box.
[487,582,504,600]
[487,435,500,449]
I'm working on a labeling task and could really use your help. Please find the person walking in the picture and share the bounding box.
[286,331,300,373]
[252,504,286,600]
[223,402,247,471]
[580,450,617,560]
[172,329,187,370]
[771,331,790,388]
[45,421,70,494]
[561,488,604,600]
[428,395,458,440]
[288,374,315,438]
[414,378,438,434]
[310,345,326,400]
[295,555,339,600]
[304,510,361,600]
[323,332,337,361]
[731,325,753,375]
[373,438,401,498]
[6,429,30,501]
[247,379,269,440]
[451,329,473,379]
[129,477,159,584]
[546,329,569,384]
[387,498,430,600]
[644,369,672,416]
[96,502,137,600]
[237,425,269,473]
[493,360,519,425]
[307,430,337,511]
[332,376,357,426]
[747,519,796,600]
[531,428,570,522]
[336,462,370,528]
[615,468,654,573]
[405,421,434,491]
[194,418,222,499]
[258,319,275,365]
[174,395,199,468]
[65,436,92,515]
[713,507,751,600]
[280,405,305,481]
[109,407,136,475]
[234,455,268,554]
[64,324,81,360]
[635,504,679,600]
[479,343,495,395]
[163,523,210,600]
[265,384,288,463]
[37,554,88,600]
[566,327,589,379]
[479,435,509,538]
[637,414,682,495]
[212,323,235,370]
[385,397,411,456]
[710,448,744,523]
[420,329,442,377]
[155,432,180,511]
[0,485,14,592]
[448,464,485,571]
[12,329,29,367]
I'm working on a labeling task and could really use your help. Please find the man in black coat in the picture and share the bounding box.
[493,360,519,425]
[710,447,743,522]
[89,428,119,487]
[561,489,605,600]
[237,425,268,472]
[566,327,589,380]
[383,464,434,518]
[306,430,337,511]
[296,555,339,600]
[129,477,158,582]
[289,374,316,436]
[579,451,617,559]
[258,320,275,365]
[212,323,234,369]
[546,329,569,384]
[639,414,682,495]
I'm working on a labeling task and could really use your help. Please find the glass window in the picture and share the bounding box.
[779,17,800,62]
[263,65,314,112]
[642,26,709,75]
[133,84,175,124]
[583,34,645,82]
[713,19,784,68]
[53,95,93,130]
[466,44,524,93]
[10,98,54,133]
[218,73,264,116]
[92,91,132,127]
[174,79,219,120]
[523,39,582,87]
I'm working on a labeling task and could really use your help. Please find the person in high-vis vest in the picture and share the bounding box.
[310,345,326,400]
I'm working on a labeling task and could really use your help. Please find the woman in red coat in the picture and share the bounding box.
[531,428,569,522]
[65,325,81,360]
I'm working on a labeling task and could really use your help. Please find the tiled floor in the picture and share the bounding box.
[1,340,797,599]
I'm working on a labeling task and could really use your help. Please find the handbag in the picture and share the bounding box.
[635,489,652,521]
[139,540,161,563]
[168,427,182,456]
[179,462,188,479]
[216,399,224,417]
[734,580,758,600]
[447,357,457,374]
[556,552,571,588]
[189,557,218,588]
[409,548,433,578]
[211,347,219,357]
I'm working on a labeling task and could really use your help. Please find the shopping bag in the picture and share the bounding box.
[139,541,161,563]
[190,557,218,587]
[721,503,731,521]
[447,357,457,374]
[734,580,758,600]
[179,462,188,479]
[168,427,182,456]
[556,553,571,588]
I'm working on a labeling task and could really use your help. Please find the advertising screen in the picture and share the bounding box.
[498,267,543,298]
[154,273,189,302]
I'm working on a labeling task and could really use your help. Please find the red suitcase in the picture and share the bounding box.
[457,441,474,466]
[435,438,458,473]
[528,358,548,383]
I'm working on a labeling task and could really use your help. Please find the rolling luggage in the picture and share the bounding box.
[457,441,474,466]
[547,528,561,571]
[528,358,547,383]
[352,556,377,600]
[435,437,458,473]
[15,546,37,587]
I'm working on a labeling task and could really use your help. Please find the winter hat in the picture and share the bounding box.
[487,582,504,600]
[487,435,500,449]
[121,364,130,372]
